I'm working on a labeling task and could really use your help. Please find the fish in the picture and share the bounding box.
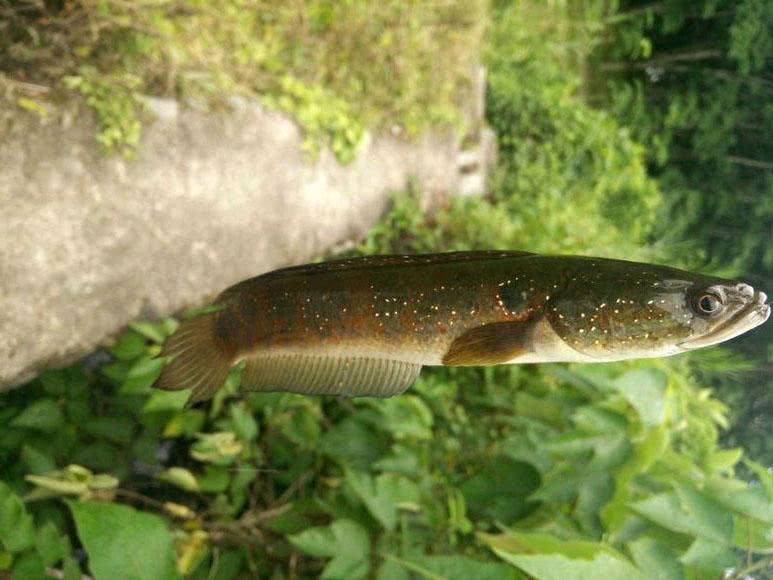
[152,251,770,403]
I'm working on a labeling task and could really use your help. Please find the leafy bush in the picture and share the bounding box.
[0,0,485,158]
[594,0,773,467]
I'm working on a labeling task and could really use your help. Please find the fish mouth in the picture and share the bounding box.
[678,285,770,350]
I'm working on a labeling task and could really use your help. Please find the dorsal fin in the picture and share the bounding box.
[251,251,536,281]
[442,321,534,366]
[239,353,422,398]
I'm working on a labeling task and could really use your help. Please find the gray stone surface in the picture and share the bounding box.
[0,98,482,389]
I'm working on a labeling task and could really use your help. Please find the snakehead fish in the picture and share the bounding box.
[153,251,770,403]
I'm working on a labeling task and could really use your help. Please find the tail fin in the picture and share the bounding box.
[153,307,236,404]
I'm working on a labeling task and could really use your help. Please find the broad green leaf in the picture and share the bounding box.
[495,552,648,580]
[197,465,231,493]
[320,417,387,471]
[109,329,148,360]
[0,482,35,552]
[229,403,259,442]
[119,356,165,394]
[733,515,773,553]
[35,521,70,567]
[708,478,773,523]
[20,444,57,475]
[482,531,648,580]
[461,457,540,524]
[10,399,64,432]
[631,485,733,544]
[278,404,321,448]
[346,470,419,531]
[129,321,169,344]
[613,368,667,426]
[373,395,434,440]
[390,554,522,580]
[67,500,181,580]
[627,537,683,580]
[142,389,190,413]
[11,550,46,580]
[481,531,620,560]
[678,537,736,577]
[289,519,370,580]
[602,425,668,533]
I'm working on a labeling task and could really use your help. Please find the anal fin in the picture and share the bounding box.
[442,321,532,366]
[240,353,422,398]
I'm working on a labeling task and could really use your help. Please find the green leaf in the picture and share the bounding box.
[68,500,181,580]
[11,550,46,580]
[229,403,259,442]
[631,485,733,544]
[481,531,648,580]
[197,465,231,493]
[390,554,522,580]
[733,515,773,553]
[109,329,148,360]
[157,467,200,492]
[345,470,419,531]
[119,356,165,394]
[129,321,169,344]
[320,417,386,471]
[627,537,683,580]
[10,399,64,432]
[708,479,773,524]
[612,368,667,426]
[20,444,57,475]
[373,396,434,440]
[142,389,190,413]
[678,537,736,577]
[35,521,70,567]
[289,519,370,579]
[0,482,35,552]
[461,457,540,524]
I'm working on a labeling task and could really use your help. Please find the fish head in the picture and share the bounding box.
[545,259,770,361]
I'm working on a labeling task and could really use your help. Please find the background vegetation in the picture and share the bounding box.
[1,0,771,579]
[1,0,485,159]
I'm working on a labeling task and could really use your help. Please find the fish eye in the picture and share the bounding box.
[697,293,723,315]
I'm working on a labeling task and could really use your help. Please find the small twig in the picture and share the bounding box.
[0,75,52,94]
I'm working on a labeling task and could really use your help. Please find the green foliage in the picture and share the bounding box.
[68,501,180,580]
[2,326,770,578]
[63,67,145,157]
[1,0,485,160]
[263,76,364,163]
[594,0,773,467]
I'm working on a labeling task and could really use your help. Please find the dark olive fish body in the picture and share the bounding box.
[154,252,770,402]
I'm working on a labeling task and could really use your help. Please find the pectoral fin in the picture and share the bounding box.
[442,321,533,366]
